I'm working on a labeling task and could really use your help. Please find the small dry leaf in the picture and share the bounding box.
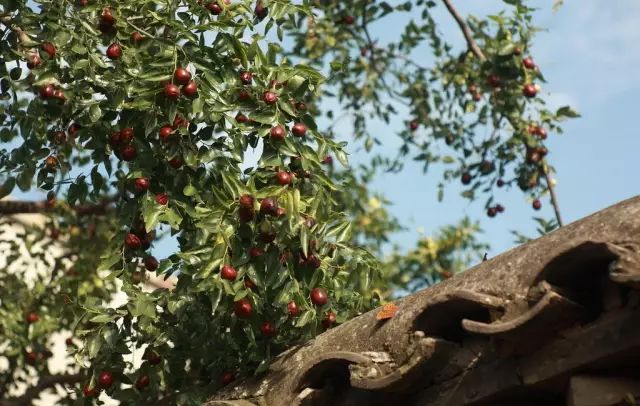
[376,302,399,321]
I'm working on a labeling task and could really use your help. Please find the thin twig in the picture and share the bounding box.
[0,373,82,406]
[540,163,563,227]
[442,0,486,61]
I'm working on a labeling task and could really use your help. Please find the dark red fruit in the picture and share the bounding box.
[164,83,180,100]
[260,198,277,215]
[249,247,264,258]
[409,120,419,131]
[168,157,183,168]
[276,207,286,217]
[206,2,222,14]
[159,125,173,141]
[26,311,39,323]
[155,193,168,205]
[522,57,536,69]
[235,112,249,123]
[536,127,547,139]
[220,371,235,386]
[497,179,505,187]
[134,177,150,192]
[27,53,43,69]
[487,207,497,218]
[275,171,292,186]
[239,207,254,222]
[136,374,150,390]
[66,337,74,346]
[25,350,38,364]
[182,81,198,98]
[120,144,137,161]
[461,172,472,185]
[101,8,115,25]
[172,115,188,129]
[295,101,306,111]
[238,89,251,101]
[343,15,355,24]
[98,371,113,389]
[174,67,191,85]
[523,84,537,98]
[52,131,66,144]
[239,194,254,209]
[144,256,159,271]
[287,301,300,316]
[291,122,307,137]
[234,298,252,318]
[322,155,333,165]
[83,385,97,398]
[270,125,285,140]
[220,264,237,281]
[260,321,277,337]
[125,233,142,250]
[41,41,56,58]
[496,204,505,213]
[254,0,268,20]
[131,31,144,44]
[147,351,161,365]
[120,127,134,143]
[108,131,121,146]
[310,288,327,306]
[106,43,122,60]
[306,255,321,269]
[262,91,277,105]
[53,88,66,101]
[322,311,336,329]
[40,84,55,99]
[532,199,542,210]
[260,232,276,243]
[487,74,501,88]
[240,71,252,85]
[68,123,81,137]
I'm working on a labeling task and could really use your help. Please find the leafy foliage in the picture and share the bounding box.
[0,0,575,404]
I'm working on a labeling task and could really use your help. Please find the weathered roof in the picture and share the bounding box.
[206,196,640,406]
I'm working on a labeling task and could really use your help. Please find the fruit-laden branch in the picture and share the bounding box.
[442,0,486,61]
[0,373,82,406]
[0,199,113,216]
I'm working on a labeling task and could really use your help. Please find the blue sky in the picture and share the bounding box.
[324,0,640,258]
[5,1,639,262]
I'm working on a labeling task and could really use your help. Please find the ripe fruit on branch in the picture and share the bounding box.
[287,301,300,316]
[532,199,542,210]
[275,171,292,185]
[249,246,263,258]
[41,41,56,58]
[254,0,268,20]
[239,194,254,209]
[174,67,191,85]
[343,15,355,25]
[106,43,122,60]
[322,311,336,329]
[260,197,277,215]
[144,256,159,271]
[262,91,277,105]
[291,122,307,137]
[40,84,55,99]
[487,74,501,88]
[134,177,150,192]
[131,31,144,44]
[120,144,137,161]
[235,113,249,123]
[497,179,505,187]
[234,298,252,318]
[270,125,285,140]
[240,71,252,85]
[182,81,198,97]
[125,233,142,250]
[461,172,472,185]
[83,386,97,398]
[26,311,39,323]
[98,371,114,389]
[239,207,254,222]
[487,207,497,218]
[101,8,115,25]
[260,321,277,337]
[523,84,537,98]
[136,375,150,390]
[120,127,134,143]
[147,351,161,365]
[220,371,235,386]
[155,193,168,205]
[220,264,237,281]
[164,83,180,100]
[159,125,173,141]
[168,157,183,168]
[206,2,222,14]
[522,57,536,69]
[27,53,42,69]
[409,120,419,131]
[310,288,328,306]
[44,155,58,170]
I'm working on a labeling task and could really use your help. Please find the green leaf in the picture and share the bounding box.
[0,177,15,199]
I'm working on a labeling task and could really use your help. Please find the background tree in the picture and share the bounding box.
[0,0,575,404]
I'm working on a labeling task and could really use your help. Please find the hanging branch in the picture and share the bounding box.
[442,0,486,61]
[0,373,82,406]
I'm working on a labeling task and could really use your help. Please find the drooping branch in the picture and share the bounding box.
[0,373,82,406]
[0,199,113,216]
[541,164,564,227]
[442,0,486,61]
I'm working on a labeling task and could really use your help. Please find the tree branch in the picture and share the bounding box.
[442,0,486,61]
[541,164,564,227]
[0,373,82,406]
[0,199,113,216]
